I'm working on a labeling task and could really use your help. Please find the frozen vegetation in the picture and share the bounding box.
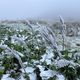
[0,18,80,80]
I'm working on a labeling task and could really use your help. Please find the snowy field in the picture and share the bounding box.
[0,19,80,80]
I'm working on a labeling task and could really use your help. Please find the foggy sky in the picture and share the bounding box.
[0,0,80,20]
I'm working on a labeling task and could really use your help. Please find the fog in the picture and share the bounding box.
[0,0,80,20]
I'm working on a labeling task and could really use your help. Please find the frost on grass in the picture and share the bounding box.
[0,19,80,80]
[11,36,26,45]
[55,59,70,68]
[37,23,62,58]
[0,45,25,70]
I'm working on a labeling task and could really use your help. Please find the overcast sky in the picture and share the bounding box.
[0,0,80,20]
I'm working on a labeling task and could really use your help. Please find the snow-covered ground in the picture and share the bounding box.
[0,21,80,80]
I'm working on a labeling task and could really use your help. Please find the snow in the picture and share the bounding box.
[21,66,36,80]
[36,65,57,79]
[40,47,54,64]
[11,36,25,44]
[41,70,57,79]
[22,65,57,80]
[1,21,80,80]
[55,59,70,68]
[40,53,52,65]
[25,67,34,73]
[13,50,24,57]
[56,74,65,80]
[1,74,15,80]
[29,73,36,80]
[1,74,25,80]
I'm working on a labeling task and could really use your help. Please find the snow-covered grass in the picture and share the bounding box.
[0,20,80,80]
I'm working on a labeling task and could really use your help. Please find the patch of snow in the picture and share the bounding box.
[45,59,52,65]
[19,75,25,80]
[41,70,57,79]
[29,73,36,80]
[37,65,44,71]
[56,74,65,80]
[23,62,28,65]
[37,65,57,79]
[57,45,63,51]
[25,67,34,73]
[1,74,15,80]
[55,59,70,68]
[40,47,54,64]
